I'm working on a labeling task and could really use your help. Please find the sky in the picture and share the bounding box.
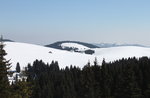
[0,0,150,45]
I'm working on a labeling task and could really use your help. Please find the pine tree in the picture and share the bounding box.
[0,36,11,97]
[16,62,21,73]
[101,58,111,98]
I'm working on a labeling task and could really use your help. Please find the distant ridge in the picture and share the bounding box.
[3,39,14,42]
[45,41,99,49]
[94,43,147,48]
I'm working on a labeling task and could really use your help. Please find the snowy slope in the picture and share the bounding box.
[4,42,150,71]
[61,42,90,51]
[94,46,150,62]
[5,42,94,70]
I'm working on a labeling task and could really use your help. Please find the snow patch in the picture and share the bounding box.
[61,42,90,51]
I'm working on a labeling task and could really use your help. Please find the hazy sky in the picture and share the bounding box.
[0,0,150,45]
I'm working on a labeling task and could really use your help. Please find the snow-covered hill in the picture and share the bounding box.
[61,42,90,51]
[46,41,98,49]
[4,42,150,71]
[5,42,95,70]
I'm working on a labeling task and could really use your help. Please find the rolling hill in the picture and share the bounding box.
[45,41,99,49]
[5,41,150,71]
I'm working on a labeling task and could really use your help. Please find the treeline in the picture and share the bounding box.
[26,57,150,98]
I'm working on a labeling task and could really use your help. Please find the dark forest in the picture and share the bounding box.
[26,57,150,98]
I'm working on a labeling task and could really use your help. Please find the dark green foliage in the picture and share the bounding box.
[26,57,150,98]
[45,41,99,49]
[84,49,95,55]
[16,62,21,73]
[0,36,11,97]
[11,79,32,98]
[0,36,32,98]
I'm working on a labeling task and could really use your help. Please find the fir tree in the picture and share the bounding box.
[101,58,111,98]
[16,62,21,73]
[0,36,11,97]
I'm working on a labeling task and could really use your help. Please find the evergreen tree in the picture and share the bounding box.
[16,62,21,73]
[0,36,11,97]
[101,59,111,98]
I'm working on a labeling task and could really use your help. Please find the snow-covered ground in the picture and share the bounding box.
[61,42,90,51]
[4,42,150,71]
[5,42,94,70]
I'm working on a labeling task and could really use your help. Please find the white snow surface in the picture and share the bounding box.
[4,42,150,70]
[5,42,94,70]
[61,42,89,51]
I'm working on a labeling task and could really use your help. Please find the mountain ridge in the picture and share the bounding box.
[94,43,147,48]
[45,41,99,49]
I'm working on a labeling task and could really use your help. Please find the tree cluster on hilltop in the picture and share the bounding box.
[45,41,99,49]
